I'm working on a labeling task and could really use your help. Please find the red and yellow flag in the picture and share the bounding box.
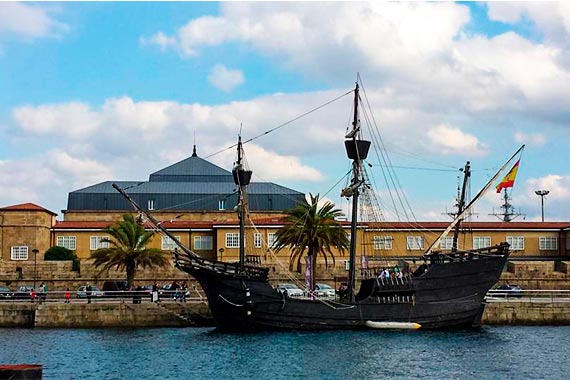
[496,160,520,193]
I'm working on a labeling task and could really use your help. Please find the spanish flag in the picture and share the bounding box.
[496,160,520,193]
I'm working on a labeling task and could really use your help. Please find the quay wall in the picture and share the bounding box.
[2,301,570,327]
[482,302,570,325]
[0,302,212,328]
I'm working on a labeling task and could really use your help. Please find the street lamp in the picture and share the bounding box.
[32,248,39,289]
[534,190,550,222]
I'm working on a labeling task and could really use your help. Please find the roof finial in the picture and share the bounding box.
[192,144,197,157]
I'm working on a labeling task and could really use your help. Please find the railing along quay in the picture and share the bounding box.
[0,289,207,304]
[486,289,570,303]
[4,289,570,304]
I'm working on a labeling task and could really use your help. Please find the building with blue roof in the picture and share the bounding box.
[65,146,305,213]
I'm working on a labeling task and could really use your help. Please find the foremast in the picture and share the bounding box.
[342,83,371,303]
[451,161,470,253]
[232,135,252,270]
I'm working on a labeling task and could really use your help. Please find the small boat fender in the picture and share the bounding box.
[365,321,421,330]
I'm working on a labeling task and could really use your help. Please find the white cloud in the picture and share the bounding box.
[7,92,338,212]
[0,2,68,40]
[139,31,176,51]
[207,64,245,92]
[426,124,488,156]
[142,2,570,126]
[514,132,547,147]
[525,175,570,202]
[46,150,114,189]
[13,102,101,138]
[487,3,570,48]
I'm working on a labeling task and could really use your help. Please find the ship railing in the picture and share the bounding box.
[425,243,510,264]
[174,249,269,279]
[374,273,413,289]
[486,289,570,303]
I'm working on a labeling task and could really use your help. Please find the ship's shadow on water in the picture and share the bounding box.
[0,326,568,380]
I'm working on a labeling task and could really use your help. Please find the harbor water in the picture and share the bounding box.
[0,326,567,379]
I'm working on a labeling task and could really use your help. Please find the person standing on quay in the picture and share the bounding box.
[38,282,45,304]
[64,288,71,303]
[86,283,92,304]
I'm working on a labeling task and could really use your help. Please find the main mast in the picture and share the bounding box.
[342,83,370,302]
[232,135,252,270]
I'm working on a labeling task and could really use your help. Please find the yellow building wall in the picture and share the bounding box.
[0,210,53,262]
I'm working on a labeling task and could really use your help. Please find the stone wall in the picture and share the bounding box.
[1,300,570,327]
[0,304,35,327]
[0,302,212,328]
[483,301,570,325]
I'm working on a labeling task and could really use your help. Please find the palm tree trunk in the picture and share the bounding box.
[126,263,136,289]
[310,253,317,291]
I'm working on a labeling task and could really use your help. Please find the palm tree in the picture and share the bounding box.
[273,193,349,291]
[90,213,169,289]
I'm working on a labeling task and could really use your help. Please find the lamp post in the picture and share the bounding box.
[32,248,39,289]
[535,190,550,222]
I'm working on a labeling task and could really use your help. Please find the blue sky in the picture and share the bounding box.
[1,1,569,222]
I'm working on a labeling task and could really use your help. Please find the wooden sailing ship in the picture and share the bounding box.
[114,80,520,330]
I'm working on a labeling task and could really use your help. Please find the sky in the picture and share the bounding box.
[0,1,569,222]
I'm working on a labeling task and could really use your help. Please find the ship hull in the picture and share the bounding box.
[181,252,507,331]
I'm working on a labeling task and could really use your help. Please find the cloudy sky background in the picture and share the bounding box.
[1,2,569,222]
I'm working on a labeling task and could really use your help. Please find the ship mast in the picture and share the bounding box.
[342,82,371,303]
[489,189,524,222]
[451,161,470,253]
[232,135,252,270]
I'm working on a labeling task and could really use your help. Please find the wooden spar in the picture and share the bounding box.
[365,321,422,330]
[111,183,199,258]
[425,144,525,254]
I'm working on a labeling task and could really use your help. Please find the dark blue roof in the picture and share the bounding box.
[66,149,304,211]
[149,151,233,183]
[71,181,302,195]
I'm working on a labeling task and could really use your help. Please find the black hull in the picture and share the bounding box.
[178,250,508,331]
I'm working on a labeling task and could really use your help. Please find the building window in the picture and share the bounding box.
[226,233,240,248]
[267,233,277,248]
[406,236,424,250]
[539,236,558,250]
[473,236,492,250]
[11,246,28,260]
[254,233,262,248]
[90,236,110,250]
[373,236,393,250]
[506,236,524,250]
[194,236,213,250]
[440,236,454,250]
[162,236,181,250]
[148,199,155,210]
[219,199,226,210]
[57,236,76,250]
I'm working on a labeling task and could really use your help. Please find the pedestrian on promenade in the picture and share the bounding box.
[64,288,71,303]
[86,283,92,304]
[43,283,48,303]
[30,288,36,303]
[152,282,159,303]
[38,282,45,304]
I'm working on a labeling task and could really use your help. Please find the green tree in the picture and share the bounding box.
[273,194,349,291]
[90,214,169,289]
[45,246,80,272]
